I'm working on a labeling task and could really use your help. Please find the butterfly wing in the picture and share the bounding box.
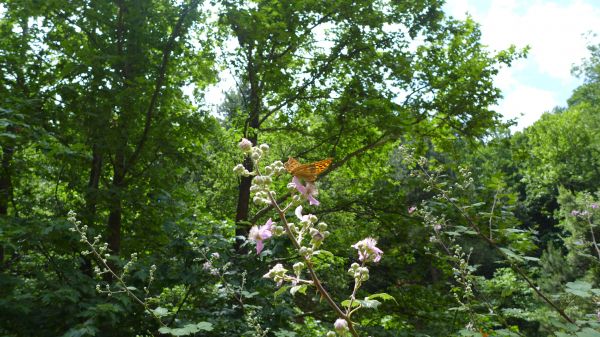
[287,158,332,182]
[284,157,301,172]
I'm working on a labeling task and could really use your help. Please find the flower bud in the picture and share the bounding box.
[233,164,245,175]
[293,262,305,273]
[326,332,336,337]
[334,319,348,333]
[273,225,285,236]
[311,232,324,244]
[259,143,269,152]
[238,138,253,152]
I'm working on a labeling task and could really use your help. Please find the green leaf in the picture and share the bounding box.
[241,290,259,298]
[158,322,213,336]
[576,328,600,337]
[357,298,381,309]
[366,293,397,304]
[274,329,297,337]
[340,299,360,309]
[151,307,169,317]
[499,247,524,262]
[290,284,307,296]
[273,286,290,299]
[565,281,592,298]
[555,333,573,337]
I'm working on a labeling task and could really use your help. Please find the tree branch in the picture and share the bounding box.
[127,0,200,175]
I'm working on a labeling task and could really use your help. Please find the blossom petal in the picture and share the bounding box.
[295,205,304,220]
[256,240,264,254]
[293,176,307,194]
[308,195,320,206]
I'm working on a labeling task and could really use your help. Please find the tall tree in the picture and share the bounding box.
[219,0,524,239]
[43,0,215,256]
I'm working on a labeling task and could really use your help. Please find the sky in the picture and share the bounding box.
[443,0,600,130]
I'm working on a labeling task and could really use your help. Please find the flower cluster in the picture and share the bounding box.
[234,139,386,337]
[571,210,590,217]
[352,237,383,263]
[348,262,369,282]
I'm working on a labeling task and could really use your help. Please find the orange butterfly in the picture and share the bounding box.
[284,157,332,182]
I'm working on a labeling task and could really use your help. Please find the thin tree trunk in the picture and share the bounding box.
[81,145,102,276]
[235,49,260,246]
[0,144,14,267]
[107,149,125,257]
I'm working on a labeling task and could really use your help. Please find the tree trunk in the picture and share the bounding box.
[107,149,125,257]
[0,144,14,267]
[81,145,102,276]
[235,50,260,246]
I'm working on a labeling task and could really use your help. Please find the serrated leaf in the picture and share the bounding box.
[341,299,360,308]
[158,322,213,336]
[565,281,592,298]
[555,333,572,337]
[274,329,297,337]
[367,293,397,304]
[151,307,169,317]
[358,298,381,309]
[576,328,600,337]
[314,249,334,258]
[241,290,259,298]
[499,247,524,262]
[273,286,290,299]
[290,285,307,296]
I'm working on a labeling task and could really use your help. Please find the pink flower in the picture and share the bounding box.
[352,237,383,263]
[408,206,417,214]
[249,218,274,254]
[292,176,320,206]
[295,205,316,224]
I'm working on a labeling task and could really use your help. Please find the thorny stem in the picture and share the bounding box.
[199,250,246,310]
[265,190,360,337]
[489,188,500,241]
[417,166,576,325]
[433,229,526,337]
[585,216,600,261]
[71,223,166,327]
[346,261,366,318]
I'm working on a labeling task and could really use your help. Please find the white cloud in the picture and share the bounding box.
[445,0,600,130]
[495,84,558,129]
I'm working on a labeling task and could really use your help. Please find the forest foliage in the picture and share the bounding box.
[0,0,599,336]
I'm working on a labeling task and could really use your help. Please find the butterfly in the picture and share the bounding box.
[284,157,332,182]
